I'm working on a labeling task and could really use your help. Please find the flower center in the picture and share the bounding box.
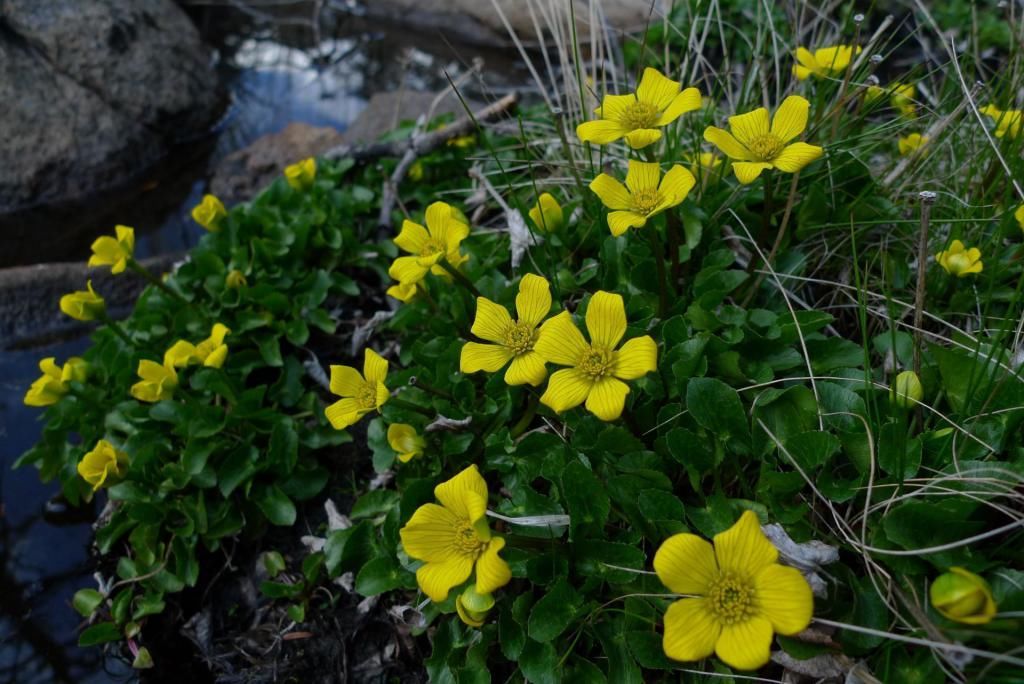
[620,100,661,130]
[419,238,446,258]
[454,520,487,556]
[578,347,614,379]
[631,188,661,216]
[707,573,756,625]
[357,382,378,409]
[503,322,537,355]
[747,133,785,161]
[946,253,972,274]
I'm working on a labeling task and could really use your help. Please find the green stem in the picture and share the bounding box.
[128,259,189,305]
[97,312,134,346]
[409,376,454,401]
[645,226,670,318]
[666,211,683,285]
[510,393,540,439]
[439,260,482,299]
[760,173,775,246]
[389,396,434,417]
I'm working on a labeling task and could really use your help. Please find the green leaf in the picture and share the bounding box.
[324,522,374,577]
[354,556,408,596]
[685,377,751,450]
[527,579,583,642]
[72,589,104,617]
[255,485,297,526]
[350,490,400,519]
[561,461,610,540]
[518,639,559,684]
[783,431,840,470]
[78,622,122,647]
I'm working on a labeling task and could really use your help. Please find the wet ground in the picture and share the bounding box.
[0,3,528,681]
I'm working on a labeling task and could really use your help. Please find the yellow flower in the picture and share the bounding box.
[325,348,389,430]
[792,45,861,80]
[891,83,917,117]
[130,359,179,403]
[386,281,420,303]
[687,151,722,177]
[980,105,1022,139]
[225,269,247,289]
[191,194,227,232]
[704,96,823,184]
[460,274,552,386]
[654,510,814,670]
[528,193,564,233]
[930,567,997,625]
[935,239,983,277]
[59,281,106,321]
[23,357,88,407]
[398,465,511,602]
[388,423,426,463]
[890,370,923,408]
[77,439,130,491]
[388,202,470,286]
[408,160,425,182]
[284,157,317,190]
[590,160,696,237]
[534,291,657,421]
[456,585,496,628]
[577,68,702,149]
[88,225,135,274]
[898,133,928,156]
[195,323,230,368]
[1015,205,1024,233]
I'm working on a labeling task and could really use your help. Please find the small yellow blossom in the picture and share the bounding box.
[388,202,470,286]
[792,45,861,80]
[528,193,564,233]
[456,585,495,628]
[460,274,552,386]
[60,281,106,321]
[654,510,814,670]
[590,160,695,237]
[980,105,1022,139]
[399,465,511,602]
[890,370,923,409]
[898,133,928,156]
[164,324,231,369]
[867,83,917,117]
[577,68,702,149]
[284,157,317,190]
[935,239,983,277]
[191,194,227,232]
[534,291,658,421]
[704,96,823,184]
[326,348,389,430]
[386,281,420,303]
[687,151,722,178]
[225,269,247,289]
[130,359,179,403]
[78,439,130,491]
[408,160,425,182]
[23,357,88,407]
[88,225,135,275]
[930,567,997,625]
[388,423,426,463]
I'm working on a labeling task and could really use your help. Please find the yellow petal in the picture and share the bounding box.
[577,119,627,145]
[771,95,810,143]
[792,64,813,81]
[540,368,593,413]
[388,423,424,461]
[703,126,751,161]
[375,382,390,410]
[39,357,62,380]
[794,47,818,71]
[329,365,364,398]
[1011,204,1024,229]
[654,534,718,595]
[363,349,388,384]
[589,174,633,210]
[713,510,778,576]
[625,160,661,194]
[662,598,721,662]
[435,465,489,524]
[623,128,662,149]
[732,161,774,185]
[426,201,469,252]
[325,398,364,429]
[515,273,552,328]
[415,556,476,603]
[658,165,696,203]
[475,536,511,593]
[585,291,627,349]
[595,93,636,120]
[400,502,460,562]
[636,68,681,110]
[715,617,773,670]
[584,376,630,421]
[471,297,513,343]
[528,193,563,233]
[203,345,228,369]
[388,256,429,284]
[656,87,702,126]
[772,143,823,173]
[460,342,514,373]
[535,311,588,366]
[115,225,135,251]
[608,211,648,237]
[394,220,430,254]
[613,336,658,379]
[387,281,419,302]
[504,351,547,386]
[727,108,770,145]
[754,564,814,635]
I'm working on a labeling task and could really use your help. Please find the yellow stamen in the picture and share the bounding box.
[578,347,614,379]
[631,188,661,216]
[707,573,756,625]
[620,101,660,130]
[747,134,785,161]
[503,322,537,355]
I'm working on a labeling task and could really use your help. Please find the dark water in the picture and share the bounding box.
[0,3,528,681]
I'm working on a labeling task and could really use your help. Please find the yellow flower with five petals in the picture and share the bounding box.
[60,281,106,321]
[388,202,470,287]
[935,239,982,277]
[704,95,823,184]
[792,45,861,80]
[654,510,814,670]
[980,105,1022,139]
[460,273,552,386]
[78,439,130,491]
[130,357,179,403]
[590,160,696,237]
[398,465,511,602]
[164,323,231,369]
[577,68,702,149]
[88,225,135,275]
[534,291,658,421]
[325,348,389,430]
[23,357,88,407]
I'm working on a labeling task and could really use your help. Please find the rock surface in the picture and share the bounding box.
[0,0,222,216]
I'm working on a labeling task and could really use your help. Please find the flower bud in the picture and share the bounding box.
[78,439,130,491]
[890,370,923,408]
[60,281,106,321]
[528,193,564,233]
[456,585,495,628]
[930,567,996,624]
[225,269,248,289]
[284,157,316,191]
[191,194,227,232]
